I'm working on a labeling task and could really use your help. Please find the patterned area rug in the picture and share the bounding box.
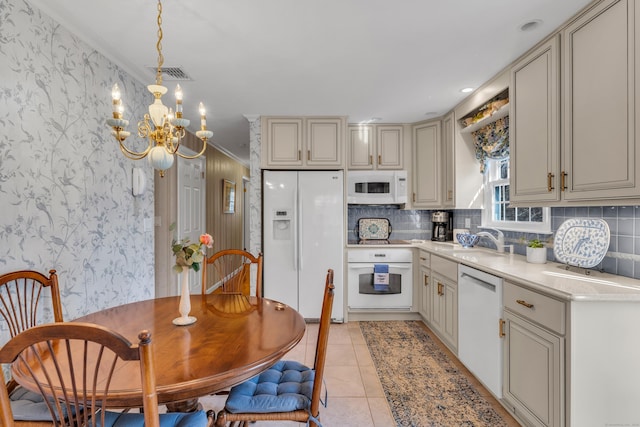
[360,321,511,427]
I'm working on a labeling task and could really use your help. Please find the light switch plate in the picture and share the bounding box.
[464,218,471,228]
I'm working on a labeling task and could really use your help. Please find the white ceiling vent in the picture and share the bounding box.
[147,66,192,81]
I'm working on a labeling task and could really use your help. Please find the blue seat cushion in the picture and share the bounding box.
[98,409,208,427]
[224,360,315,414]
[9,385,59,421]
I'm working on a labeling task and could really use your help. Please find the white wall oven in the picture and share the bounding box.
[347,248,413,310]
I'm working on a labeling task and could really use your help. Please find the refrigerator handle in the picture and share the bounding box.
[298,189,303,271]
[293,186,298,271]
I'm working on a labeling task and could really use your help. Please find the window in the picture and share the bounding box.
[482,158,551,233]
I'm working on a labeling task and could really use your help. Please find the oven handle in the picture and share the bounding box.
[349,263,411,270]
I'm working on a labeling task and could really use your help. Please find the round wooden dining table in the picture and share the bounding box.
[13,294,306,410]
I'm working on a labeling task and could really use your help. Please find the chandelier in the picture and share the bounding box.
[106,0,212,177]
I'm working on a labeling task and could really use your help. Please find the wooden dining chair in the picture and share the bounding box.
[201,249,263,298]
[0,269,65,426]
[214,269,335,427]
[0,322,213,427]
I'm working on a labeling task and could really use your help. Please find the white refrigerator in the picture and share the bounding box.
[263,170,344,322]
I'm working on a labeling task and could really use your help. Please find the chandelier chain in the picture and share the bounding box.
[155,0,164,85]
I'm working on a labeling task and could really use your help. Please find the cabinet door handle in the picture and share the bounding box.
[547,172,555,192]
[412,193,416,203]
[369,154,373,165]
[561,171,567,191]
[437,282,443,296]
[378,154,381,165]
[516,299,534,309]
[447,190,453,200]
[424,275,429,286]
[499,318,506,338]
[307,150,310,161]
[298,150,301,161]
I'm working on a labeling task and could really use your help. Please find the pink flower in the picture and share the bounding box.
[199,233,214,248]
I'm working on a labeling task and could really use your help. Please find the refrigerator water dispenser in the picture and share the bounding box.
[273,209,292,240]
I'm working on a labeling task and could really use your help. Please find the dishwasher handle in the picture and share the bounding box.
[460,272,497,292]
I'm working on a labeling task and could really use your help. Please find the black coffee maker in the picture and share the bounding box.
[431,211,453,241]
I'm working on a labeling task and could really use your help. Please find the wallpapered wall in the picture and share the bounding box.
[0,1,155,321]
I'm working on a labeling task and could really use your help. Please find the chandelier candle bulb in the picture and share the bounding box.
[199,102,207,128]
[175,84,183,117]
[111,83,122,116]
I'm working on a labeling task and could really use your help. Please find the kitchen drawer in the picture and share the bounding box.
[504,281,565,335]
[431,255,457,281]
[419,251,430,268]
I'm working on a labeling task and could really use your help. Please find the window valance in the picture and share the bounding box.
[471,116,509,173]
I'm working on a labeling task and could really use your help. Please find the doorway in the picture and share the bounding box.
[177,153,206,294]
[243,176,250,251]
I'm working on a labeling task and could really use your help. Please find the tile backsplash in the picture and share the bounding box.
[348,205,640,280]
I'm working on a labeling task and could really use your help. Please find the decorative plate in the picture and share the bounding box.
[356,218,391,240]
[553,218,610,268]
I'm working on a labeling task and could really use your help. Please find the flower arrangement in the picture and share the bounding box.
[171,233,214,273]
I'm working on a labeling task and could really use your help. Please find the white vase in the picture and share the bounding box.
[526,246,547,264]
[172,270,197,325]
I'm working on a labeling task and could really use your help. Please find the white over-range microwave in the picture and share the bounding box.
[347,170,408,205]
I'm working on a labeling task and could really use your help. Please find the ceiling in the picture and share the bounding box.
[28,0,594,166]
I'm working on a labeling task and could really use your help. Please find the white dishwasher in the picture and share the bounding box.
[458,264,503,398]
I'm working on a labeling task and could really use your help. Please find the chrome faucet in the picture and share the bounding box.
[476,228,505,253]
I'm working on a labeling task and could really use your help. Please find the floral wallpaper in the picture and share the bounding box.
[0,0,155,322]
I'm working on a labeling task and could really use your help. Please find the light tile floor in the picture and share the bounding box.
[199,321,518,427]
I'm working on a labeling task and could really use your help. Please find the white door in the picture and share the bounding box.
[177,153,206,295]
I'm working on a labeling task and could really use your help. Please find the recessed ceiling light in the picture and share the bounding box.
[424,112,438,117]
[359,117,382,125]
[520,19,542,32]
[460,87,474,93]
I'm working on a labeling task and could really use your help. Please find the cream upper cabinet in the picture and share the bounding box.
[347,125,374,169]
[442,113,455,207]
[510,0,640,205]
[510,35,561,204]
[412,120,442,208]
[376,125,404,169]
[262,117,304,167]
[347,124,404,170]
[262,117,345,169]
[562,0,639,201]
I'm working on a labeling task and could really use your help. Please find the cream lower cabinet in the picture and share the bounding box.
[502,281,565,427]
[428,255,457,353]
[418,250,431,322]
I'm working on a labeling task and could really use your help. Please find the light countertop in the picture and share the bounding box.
[416,241,640,302]
[347,240,640,301]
